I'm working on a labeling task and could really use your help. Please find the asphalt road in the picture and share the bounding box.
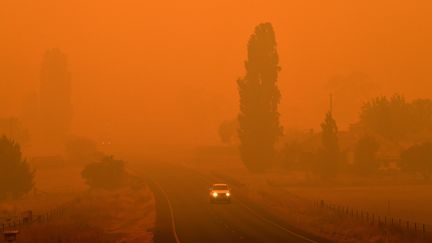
[144,162,332,243]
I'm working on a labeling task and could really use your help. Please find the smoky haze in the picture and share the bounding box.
[1,0,432,156]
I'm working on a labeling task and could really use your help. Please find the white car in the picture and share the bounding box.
[209,183,231,203]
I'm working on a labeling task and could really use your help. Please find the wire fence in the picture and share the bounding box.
[1,198,80,232]
[314,200,432,241]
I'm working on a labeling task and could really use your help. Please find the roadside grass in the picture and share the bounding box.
[1,165,156,243]
[285,185,432,225]
[0,165,84,223]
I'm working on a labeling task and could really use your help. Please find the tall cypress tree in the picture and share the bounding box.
[237,23,282,172]
[39,49,72,147]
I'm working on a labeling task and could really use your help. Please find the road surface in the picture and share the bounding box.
[144,162,332,243]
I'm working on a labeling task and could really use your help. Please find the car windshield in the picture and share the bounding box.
[212,185,228,190]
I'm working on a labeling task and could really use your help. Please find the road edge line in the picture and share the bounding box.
[154,181,181,243]
[235,198,317,243]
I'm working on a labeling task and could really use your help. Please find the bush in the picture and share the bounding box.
[400,142,432,179]
[65,136,104,164]
[81,156,127,189]
[359,95,432,140]
[280,142,302,170]
[0,135,34,200]
[353,135,380,176]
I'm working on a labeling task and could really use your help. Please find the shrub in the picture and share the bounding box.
[65,136,104,164]
[400,142,432,179]
[353,135,380,176]
[0,135,34,200]
[81,156,127,189]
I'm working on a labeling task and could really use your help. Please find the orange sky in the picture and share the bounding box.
[1,0,432,152]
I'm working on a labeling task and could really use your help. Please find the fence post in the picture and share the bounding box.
[414,223,417,232]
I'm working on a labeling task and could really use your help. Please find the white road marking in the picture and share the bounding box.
[154,181,182,243]
[235,198,317,243]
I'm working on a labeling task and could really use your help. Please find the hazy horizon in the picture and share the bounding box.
[1,0,432,153]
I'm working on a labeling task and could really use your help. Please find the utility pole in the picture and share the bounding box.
[329,93,333,114]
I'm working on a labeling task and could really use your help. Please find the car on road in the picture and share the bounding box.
[209,183,231,203]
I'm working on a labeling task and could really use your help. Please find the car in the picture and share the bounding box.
[209,183,231,203]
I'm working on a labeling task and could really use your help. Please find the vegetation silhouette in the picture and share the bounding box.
[40,48,72,147]
[358,94,432,140]
[316,111,342,178]
[353,135,380,176]
[0,117,29,146]
[81,156,127,189]
[400,142,432,180]
[65,136,104,165]
[0,135,34,200]
[237,23,282,172]
[218,119,238,144]
[280,142,303,170]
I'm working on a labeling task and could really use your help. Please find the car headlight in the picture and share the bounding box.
[226,192,230,197]
[212,192,218,197]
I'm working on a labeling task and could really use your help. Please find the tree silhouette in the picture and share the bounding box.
[218,120,238,144]
[39,48,72,147]
[357,94,432,140]
[317,111,341,178]
[400,142,432,179]
[353,135,380,176]
[65,136,104,165]
[0,118,29,146]
[280,142,302,170]
[0,136,34,200]
[237,23,282,172]
[359,95,408,139]
[81,156,127,189]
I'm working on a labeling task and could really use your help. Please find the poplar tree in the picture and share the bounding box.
[237,23,282,172]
